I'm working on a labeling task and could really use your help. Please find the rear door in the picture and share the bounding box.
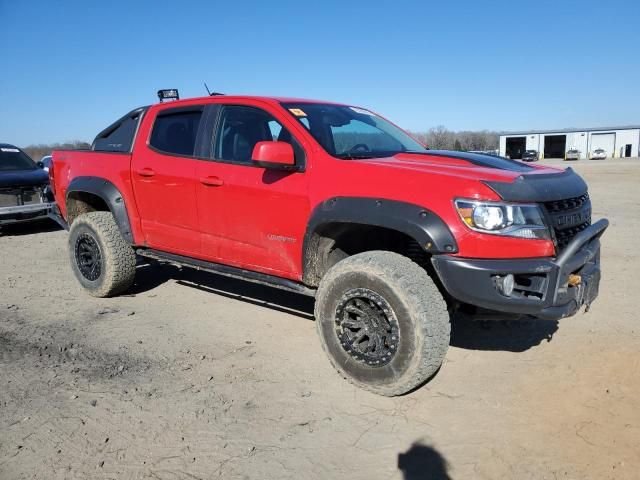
[195,103,309,279]
[131,105,204,256]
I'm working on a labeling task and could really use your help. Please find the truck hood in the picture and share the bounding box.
[359,151,561,182]
[0,168,49,188]
[353,151,587,201]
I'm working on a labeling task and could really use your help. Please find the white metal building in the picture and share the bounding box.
[499,126,640,160]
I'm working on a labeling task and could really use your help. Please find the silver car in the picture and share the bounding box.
[565,149,581,161]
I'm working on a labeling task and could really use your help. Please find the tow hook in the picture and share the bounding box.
[568,273,589,312]
[568,274,592,312]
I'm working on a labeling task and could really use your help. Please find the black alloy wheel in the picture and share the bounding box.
[315,251,451,396]
[74,232,103,281]
[335,288,400,367]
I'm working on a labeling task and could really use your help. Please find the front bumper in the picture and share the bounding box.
[432,219,608,320]
[47,203,69,230]
[0,202,54,225]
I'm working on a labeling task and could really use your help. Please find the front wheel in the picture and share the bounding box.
[314,251,450,396]
[68,211,136,297]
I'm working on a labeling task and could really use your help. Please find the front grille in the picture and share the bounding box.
[21,188,43,205]
[543,193,592,251]
[553,221,591,250]
[543,193,589,212]
[0,187,44,209]
[0,190,20,208]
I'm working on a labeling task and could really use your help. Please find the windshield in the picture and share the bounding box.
[0,147,37,172]
[282,103,426,159]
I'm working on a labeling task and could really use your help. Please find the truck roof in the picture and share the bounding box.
[152,94,347,108]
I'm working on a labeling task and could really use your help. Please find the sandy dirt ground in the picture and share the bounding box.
[1,158,639,479]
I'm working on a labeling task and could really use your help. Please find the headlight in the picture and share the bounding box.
[454,199,550,240]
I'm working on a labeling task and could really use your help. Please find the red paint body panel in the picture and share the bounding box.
[52,94,562,284]
[195,160,309,279]
[251,141,295,165]
[52,150,146,244]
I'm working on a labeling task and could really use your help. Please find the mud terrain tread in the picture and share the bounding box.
[315,250,450,396]
[69,211,136,297]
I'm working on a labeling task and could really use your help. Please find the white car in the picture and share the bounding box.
[590,148,607,160]
[39,155,52,172]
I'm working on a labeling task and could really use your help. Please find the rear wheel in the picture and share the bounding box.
[68,211,136,297]
[315,251,450,396]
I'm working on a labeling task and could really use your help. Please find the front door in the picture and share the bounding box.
[131,106,203,256]
[195,104,309,279]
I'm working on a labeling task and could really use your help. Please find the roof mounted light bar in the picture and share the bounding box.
[157,89,179,102]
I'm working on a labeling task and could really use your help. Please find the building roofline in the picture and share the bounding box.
[500,125,640,136]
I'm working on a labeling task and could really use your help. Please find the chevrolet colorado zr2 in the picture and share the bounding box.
[50,92,608,395]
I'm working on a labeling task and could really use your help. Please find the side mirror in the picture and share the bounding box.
[36,161,45,169]
[252,141,297,170]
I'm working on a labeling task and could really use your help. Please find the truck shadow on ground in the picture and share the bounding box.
[131,260,316,320]
[132,260,559,350]
[0,219,62,236]
[450,312,559,352]
[398,442,451,480]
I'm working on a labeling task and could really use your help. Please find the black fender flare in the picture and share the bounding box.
[66,176,134,243]
[302,197,458,283]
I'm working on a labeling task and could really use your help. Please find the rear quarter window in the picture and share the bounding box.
[93,109,145,153]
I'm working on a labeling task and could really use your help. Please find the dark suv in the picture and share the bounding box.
[0,144,53,227]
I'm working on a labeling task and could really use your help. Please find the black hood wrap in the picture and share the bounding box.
[483,168,588,202]
[423,150,534,173]
[0,169,49,189]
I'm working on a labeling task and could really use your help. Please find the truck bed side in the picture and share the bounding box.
[51,149,143,243]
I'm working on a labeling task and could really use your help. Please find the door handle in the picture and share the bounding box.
[200,176,224,187]
[137,168,156,177]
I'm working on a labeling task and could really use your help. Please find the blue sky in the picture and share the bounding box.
[1,0,638,146]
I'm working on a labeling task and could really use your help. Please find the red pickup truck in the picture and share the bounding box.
[51,92,607,395]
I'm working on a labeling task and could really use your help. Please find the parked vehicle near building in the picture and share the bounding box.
[50,91,608,395]
[590,148,607,160]
[565,149,581,161]
[0,144,53,227]
[521,150,538,162]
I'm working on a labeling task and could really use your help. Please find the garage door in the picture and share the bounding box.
[544,135,566,159]
[506,137,526,159]
[590,133,615,157]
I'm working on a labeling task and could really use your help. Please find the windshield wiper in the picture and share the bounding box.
[335,154,376,160]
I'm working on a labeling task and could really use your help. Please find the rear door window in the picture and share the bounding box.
[149,109,203,157]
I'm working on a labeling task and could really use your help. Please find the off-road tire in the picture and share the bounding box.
[68,211,136,297]
[315,251,450,396]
